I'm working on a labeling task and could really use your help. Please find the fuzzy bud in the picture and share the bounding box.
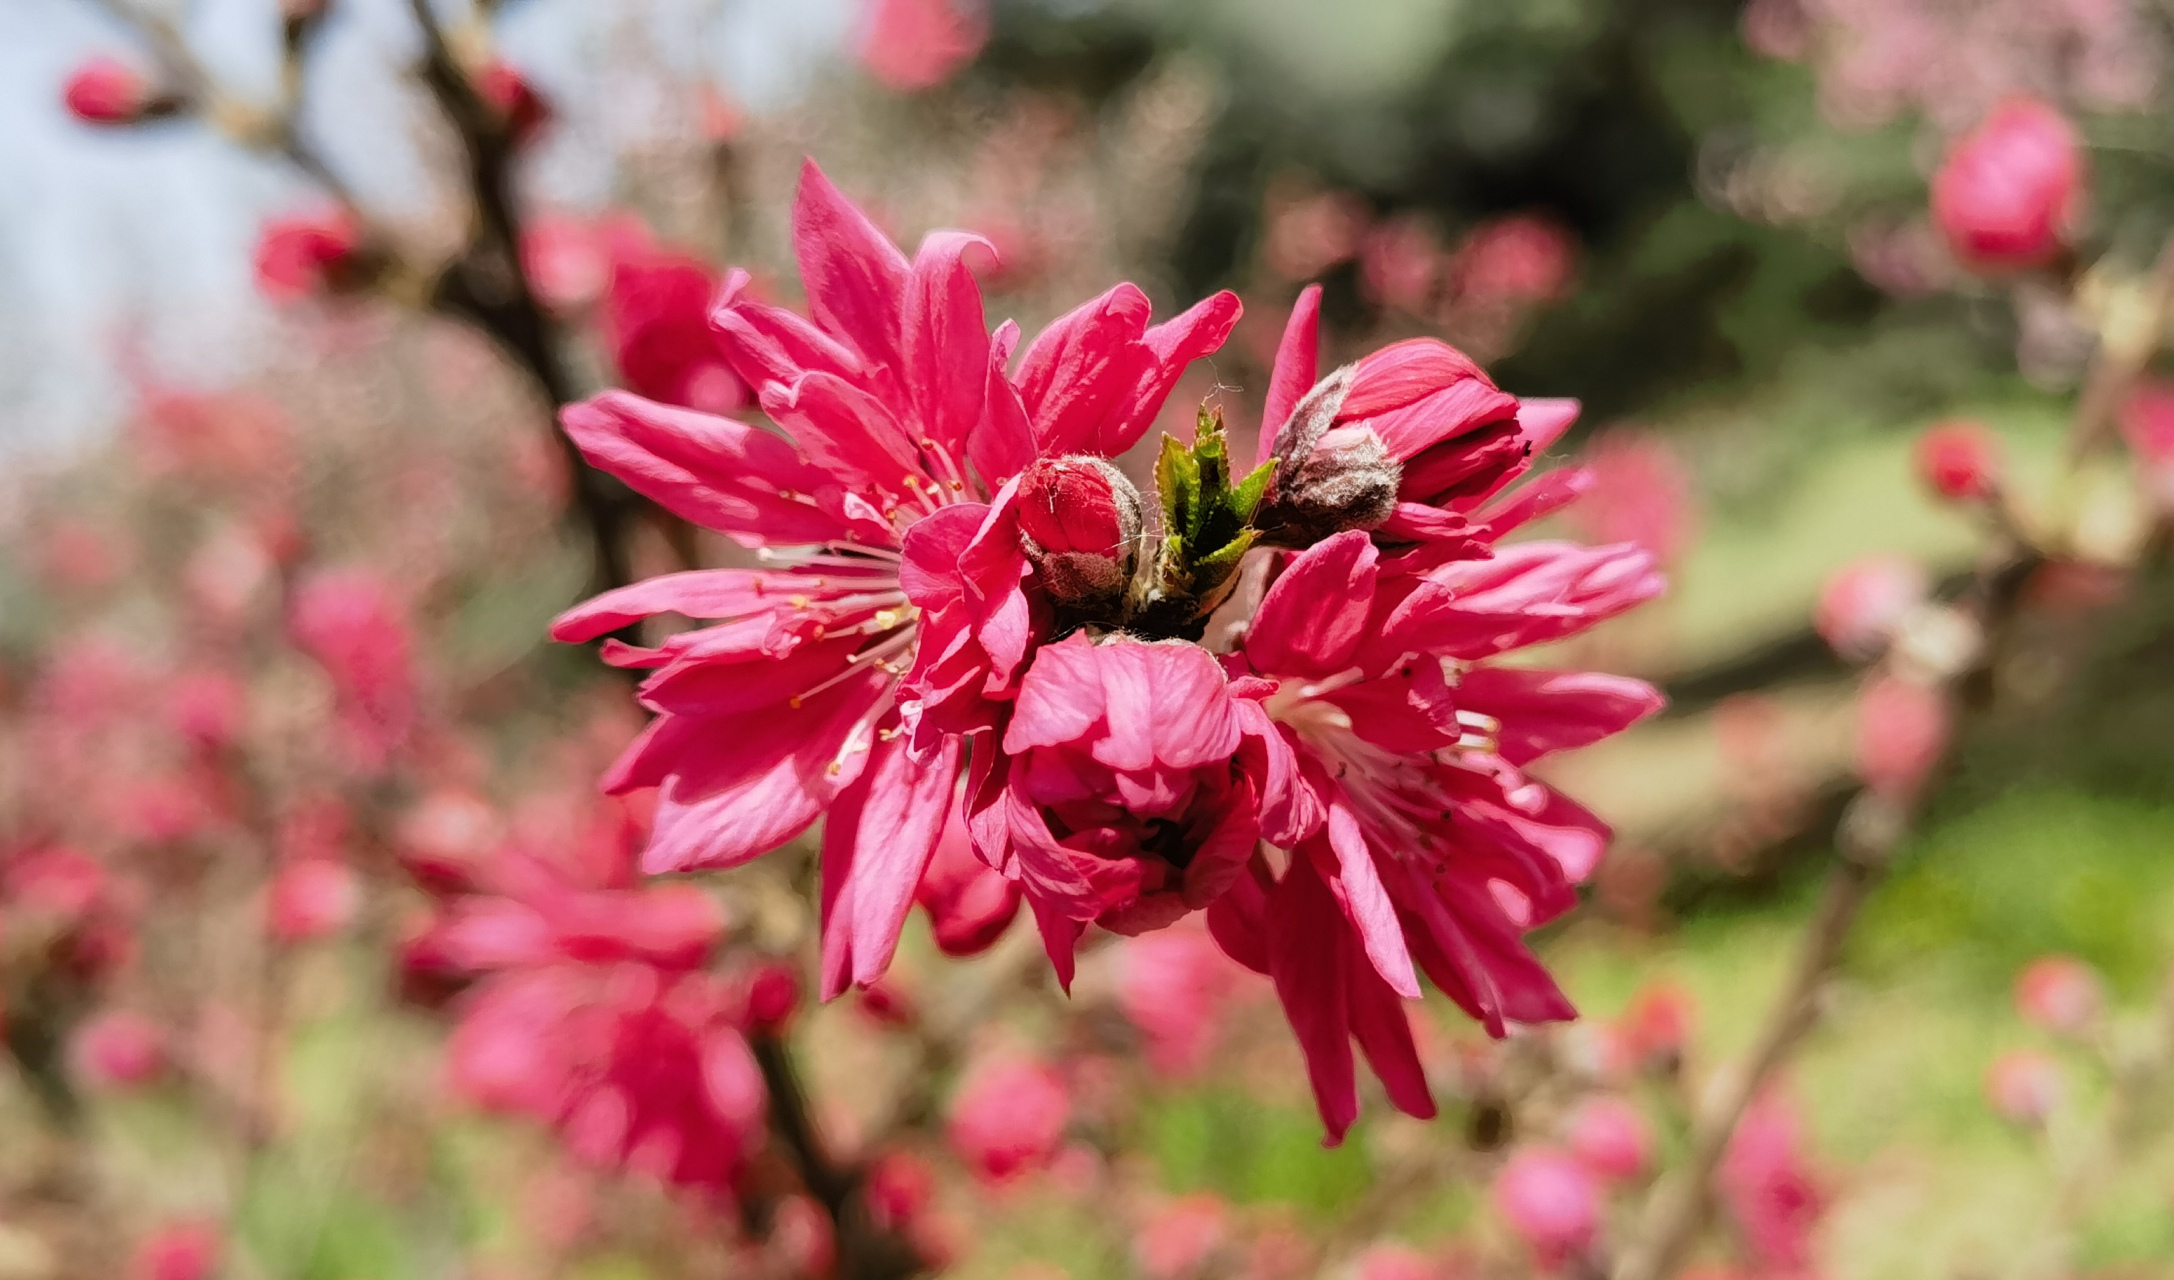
[477,60,551,146]
[64,58,171,126]
[1253,365,1401,547]
[1017,455,1141,608]
[1915,420,2001,501]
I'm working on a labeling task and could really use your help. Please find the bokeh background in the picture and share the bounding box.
[6,1,2174,1278]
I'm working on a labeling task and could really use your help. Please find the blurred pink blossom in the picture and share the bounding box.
[70,1009,167,1090]
[1134,1194,1228,1280]
[946,1052,1071,1184]
[64,58,158,126]
[1984,1048,2065,1125]
[1360,215,1440,314]
[600,233,746,416]
[1352,1242,1440,1280]
[2118,380,2174,510]
[1451,214,1577,306]
[1117,922,1242,1076]
[166,670,248,751]
[1567,1095,1652,1181]
[915,809,1022,957]
[1718,1091,1825,1272]
[1855,674,1949,796]
[858,0,988,92]
[129,1221,221,1280]
[476,59,550,146]
[1491,1147,1601,1271]
[254,210,364,302]
[522,215,611,313]
[1931,98,2084,272]
[2015,954,2105,1036]
[1816,554,1929,662]
[1915,420,2002,501]
[288,568,417,770]
[1262,189,1369,282]
[267,858,360,943]
[1567,430,1696,565]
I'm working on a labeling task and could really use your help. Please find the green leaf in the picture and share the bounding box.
[1228,458,1275,525]
[1155,433,1199,543]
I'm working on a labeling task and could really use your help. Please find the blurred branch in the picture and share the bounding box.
[82,0,660,595]
[1615,449,2068,1280]
[2068,230,2174,459]
[749,1029,924,1280]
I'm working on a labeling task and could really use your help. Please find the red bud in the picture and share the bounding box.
[1017,455,1140,607]
[1915,420,2001,501]
[64,58,158,126]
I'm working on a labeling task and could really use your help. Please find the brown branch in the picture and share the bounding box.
[749,1029,925,1280]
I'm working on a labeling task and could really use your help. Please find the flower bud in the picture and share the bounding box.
[1931,98,2083,272]
[1815,554,1928,661]
[131,1221,221,1280]
[1985,1048,2064,1126]
[2015,954,2103,1036]
[253,211,368,302]
[477,59,551,146]
[71,1009,167,1090]
[1915,420,2001,501]
[1567,1096,1651,1181]
[1491,1147,1600,1270]
[1253,364,1402,547]
[64,58,169,126]
[1017,455,1141,608]
[1855,674,1949,797]
[267,858,359,943]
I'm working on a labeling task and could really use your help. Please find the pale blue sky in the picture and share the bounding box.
[0,0,851,457]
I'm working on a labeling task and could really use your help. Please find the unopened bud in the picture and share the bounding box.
[476,60,550,146]
[1018,455,1141,608]
[1253,364,1401,547]
[64,58,173,127]
[1915,420,2001,501]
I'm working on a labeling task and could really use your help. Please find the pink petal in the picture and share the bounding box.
[1318,808,1421,999]
[1014,283,1155,455]
[905,230,993,454]
[972,322,1036,487]
[1105,289,1242,455]
[1455,668,1664,765]
[819,731,963,997]
[710,267,865,391]
[1267,855,1359,1144]
[1346,958,1436,1120]
[759,371,925,495]
[1246,531,1378,678]
[792,159,910,373]
[562,392,843,547]
[1259,285,1322,468]
[552,569,799,643]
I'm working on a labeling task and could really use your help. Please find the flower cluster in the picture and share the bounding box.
[556,159,1664,1139]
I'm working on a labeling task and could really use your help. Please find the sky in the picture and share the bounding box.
[0,0,851,459]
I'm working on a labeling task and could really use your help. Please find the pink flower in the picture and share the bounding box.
[1351,1243,1440,1280]
[1615,980,1695,1070]
[946,1051,1071,1183]
[523,214,611,312]
[448,962,767,1195]
[1135,1194,1228,1280]
[600,232,745,415]
[1915,420,2002,500]
[1206,528,1659,1139]
[1815,554,1928,661]
[1566,430,1695,566]
[253,210,364,301]
[64,57,162,125]
[1931,98,2085,272]
[1717,1091,1824,1272]
[130,1221,221,1280]
[978,635,1263,968]
[1262,189,1369,282]
[553,159,1235,1001]
[1491,1147,1601,1271]
[857,0,989,92]
[1360,216,1441,314]
[1450,214,1577,306]
[70,1009,167,1089]
[166,669,248,751]
[289,568,416,770]
[1567,1096,1651,1180]
[1117,922,1242,1075]
[267,858,360,943]
[2118,380,2174,510]
[1985,1048,2065,1126]
[2014,954,2104,1036]
[1854,674,1949,797]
